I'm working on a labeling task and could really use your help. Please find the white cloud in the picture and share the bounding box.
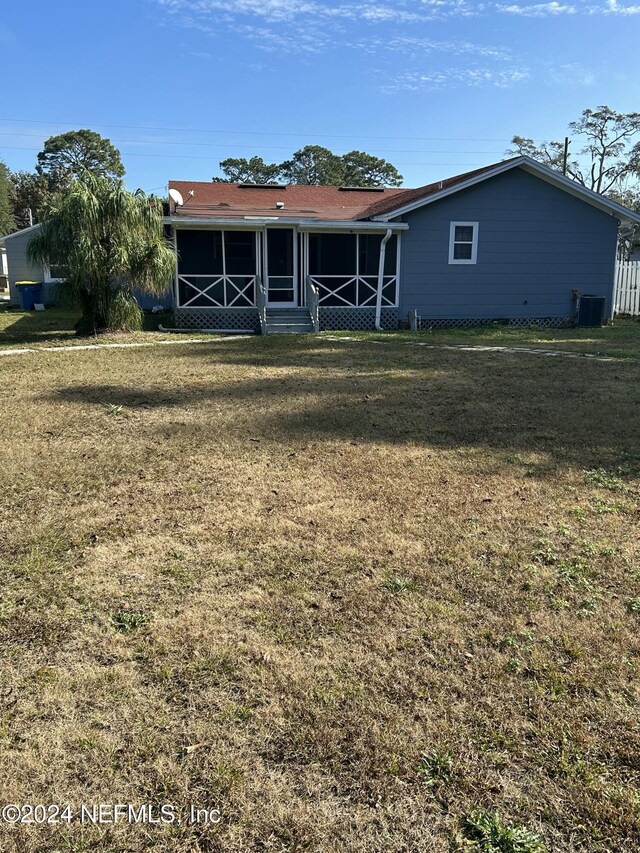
[386,37,513,60]
[155,0,640,28]
[235,23,330,52]
[149,0,624,94]
[152,0,491,59]
[383,66,531,93]
[156,0,316,22]
[546,62,596,84]
[155,0,480,25]
[604,0,640,13]
[497,0,640,13]
[496,2,576,15]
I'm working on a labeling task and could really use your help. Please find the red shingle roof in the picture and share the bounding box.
[168,159,521,223]
[168,181,405,222]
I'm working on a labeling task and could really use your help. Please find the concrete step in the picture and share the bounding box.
[266,311,311,319]
[264,322,314,334]
[264,305,314,333]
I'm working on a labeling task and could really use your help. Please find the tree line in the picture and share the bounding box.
[213,146,404,187]
[0,133,404,237]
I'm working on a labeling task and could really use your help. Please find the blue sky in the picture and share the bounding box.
[1,0,639,191]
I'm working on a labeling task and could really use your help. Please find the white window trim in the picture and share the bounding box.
[448,221,478,265]
[44,265,66,283]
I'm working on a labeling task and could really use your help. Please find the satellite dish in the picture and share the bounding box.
[169,188,184,207]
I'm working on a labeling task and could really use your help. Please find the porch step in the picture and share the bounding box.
[264,321,314,334]
[266,309,310,317]
[264,307,314,334]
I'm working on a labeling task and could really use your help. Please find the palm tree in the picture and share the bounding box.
[27,175,175,333]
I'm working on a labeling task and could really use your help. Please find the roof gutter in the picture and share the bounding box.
[158,325,253,335]
[164,216,408,231]
[298,221,407,232]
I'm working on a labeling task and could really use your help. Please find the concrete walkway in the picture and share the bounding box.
[324,336,617,362]
[0,333,619,362]
[0,336,248,357]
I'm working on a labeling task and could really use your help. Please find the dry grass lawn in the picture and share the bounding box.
[1,321,640,852]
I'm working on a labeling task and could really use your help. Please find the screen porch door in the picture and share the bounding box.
[265,228,297,307]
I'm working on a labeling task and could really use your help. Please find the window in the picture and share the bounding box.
[449,221,478,265]
[44,265,67,282]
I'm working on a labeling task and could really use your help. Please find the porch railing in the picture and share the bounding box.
[305,276,320,332]
[308,274,398,308]
[256,274,267,334]
[177,274,257,308]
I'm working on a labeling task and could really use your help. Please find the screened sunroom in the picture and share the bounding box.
[171,224,404,331]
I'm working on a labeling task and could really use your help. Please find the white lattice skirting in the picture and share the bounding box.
[417,316,568,330]
[319,307,399,331]
[174,308,260,331]
[173,307,567,333]
[174,306,399,332]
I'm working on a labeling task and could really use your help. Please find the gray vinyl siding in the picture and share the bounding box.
[397,168,619,322]
[4,225,173,309]
[5,229,49,305]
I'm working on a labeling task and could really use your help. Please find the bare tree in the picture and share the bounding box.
[509,106,640,196]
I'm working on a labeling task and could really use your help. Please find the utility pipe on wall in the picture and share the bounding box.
[158,325,253,334]
[375,228,393,332]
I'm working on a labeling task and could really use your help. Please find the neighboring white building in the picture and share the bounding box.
[0,223,173,310]
[0,224,64,306]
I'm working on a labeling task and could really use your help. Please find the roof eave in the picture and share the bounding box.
[0,222,42,244]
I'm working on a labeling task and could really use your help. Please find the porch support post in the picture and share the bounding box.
[172,226,179,308]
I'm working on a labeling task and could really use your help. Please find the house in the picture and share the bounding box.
[2,156,638,329]
[166,155,640,332]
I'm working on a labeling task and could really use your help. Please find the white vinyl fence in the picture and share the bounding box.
[616,261,640,316]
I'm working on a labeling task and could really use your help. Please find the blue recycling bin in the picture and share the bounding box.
[16,281,43,310]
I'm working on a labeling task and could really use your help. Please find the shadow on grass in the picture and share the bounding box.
[43,337,640,473]
[0,308,81,344]
[0,307,173,345]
